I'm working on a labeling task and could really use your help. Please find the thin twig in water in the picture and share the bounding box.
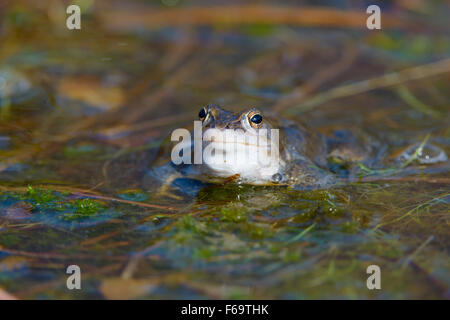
[396,86,440,118]
[401,235,434,269]
[0,246,128,261]
[372,193,449,231]
[288,223,316,243]
[71,191,178,211]
[354,176,450,184]
[408,260,450,299]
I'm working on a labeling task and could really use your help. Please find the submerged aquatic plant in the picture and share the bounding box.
[1,186,106,221]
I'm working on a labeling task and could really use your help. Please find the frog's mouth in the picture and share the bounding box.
[200,128,280,183]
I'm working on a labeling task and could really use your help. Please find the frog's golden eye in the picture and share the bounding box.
[199,107,207,120]
[248,111,263,128]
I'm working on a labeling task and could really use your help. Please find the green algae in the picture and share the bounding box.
[25,185,59,208]
[60,199,105,221]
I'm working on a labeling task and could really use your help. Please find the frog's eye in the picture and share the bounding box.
[199,107,207,120]
[248,111,263,128]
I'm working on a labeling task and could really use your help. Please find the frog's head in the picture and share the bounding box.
[197,104,282,184]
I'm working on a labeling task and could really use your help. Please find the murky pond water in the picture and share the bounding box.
[0,1,449,299]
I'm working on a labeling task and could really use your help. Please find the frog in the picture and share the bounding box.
[147,104,447,193]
